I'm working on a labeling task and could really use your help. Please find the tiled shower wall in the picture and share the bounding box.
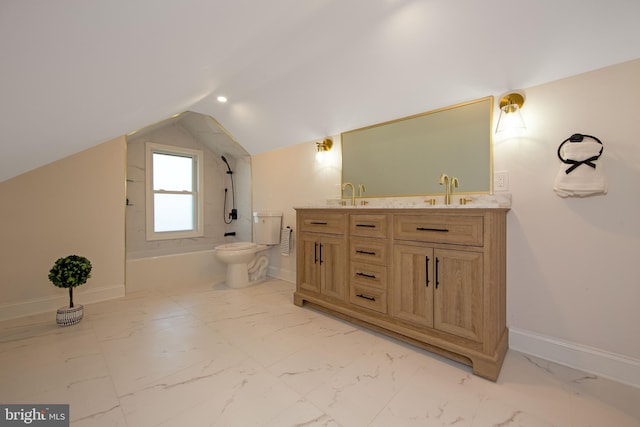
[126,122,251,258]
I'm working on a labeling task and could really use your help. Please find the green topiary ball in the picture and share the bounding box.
[48,255,92,289]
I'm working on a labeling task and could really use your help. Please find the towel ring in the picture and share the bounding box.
[557,133,603,174]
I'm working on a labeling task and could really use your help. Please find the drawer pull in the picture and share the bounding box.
[356,293,376,302]
[356,249,376,256]
[356,224,376,228]
[416,227,449,232]
[310,221,328,225]
[356,271,376,279]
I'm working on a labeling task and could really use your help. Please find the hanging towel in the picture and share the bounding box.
[553,134,607,197]
[280,227,292,256]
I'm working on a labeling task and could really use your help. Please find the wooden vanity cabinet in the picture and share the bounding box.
[294,208,508,381]
[297,211,348,302]
[392,244,483,342]
[348,214,390,314]
[392,214,485,342]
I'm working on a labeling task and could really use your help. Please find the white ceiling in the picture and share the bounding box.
[2,0,640,182]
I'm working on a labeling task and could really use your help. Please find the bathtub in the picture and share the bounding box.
[126,249,226,292]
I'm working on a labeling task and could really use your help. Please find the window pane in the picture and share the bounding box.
[154,194,194,232]
[153,153,193,191]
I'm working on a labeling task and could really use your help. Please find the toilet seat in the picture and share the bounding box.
[216,242,257,251]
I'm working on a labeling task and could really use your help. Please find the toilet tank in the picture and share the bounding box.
[253,211,283,245]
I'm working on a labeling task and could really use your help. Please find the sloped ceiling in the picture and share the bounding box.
[127,111,249,159]
[2,0,640,182]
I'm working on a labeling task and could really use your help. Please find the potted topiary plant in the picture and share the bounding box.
[48,254,92,326]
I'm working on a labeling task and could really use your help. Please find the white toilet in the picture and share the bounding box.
[215,211,282,288]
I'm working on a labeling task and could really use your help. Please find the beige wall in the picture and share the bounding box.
[251,59,640,383]
[496,58,640,365]
[0,136,126,319]
[252,139,342,281]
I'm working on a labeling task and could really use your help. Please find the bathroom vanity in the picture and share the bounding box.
[294,206,508,381]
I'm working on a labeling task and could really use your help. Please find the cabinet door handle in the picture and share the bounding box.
[356,249,376,256]
[435,257,440,289]
[425,256,430,288]
[319,243,324,264]
[356,271,376,279]
[356,293,376,302]
[416,227,449,233]
[355,224,375,228]
[314,242,318,264]
[310,221,328,225]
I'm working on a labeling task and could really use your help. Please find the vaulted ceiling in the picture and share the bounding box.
[2,0,640,182]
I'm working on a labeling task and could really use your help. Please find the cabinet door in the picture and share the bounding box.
[434,249,483,342]
[299,233,321,293]
[319,235,347,301]
[391,245,434,328]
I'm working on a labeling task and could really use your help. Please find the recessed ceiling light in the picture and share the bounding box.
[217,96,228,103]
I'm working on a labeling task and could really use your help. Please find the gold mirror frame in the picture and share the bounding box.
[341,96,493,197]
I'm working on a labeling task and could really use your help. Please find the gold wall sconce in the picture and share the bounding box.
[315,138,333,162]
[495,92,526,133]
[316,138,333,153]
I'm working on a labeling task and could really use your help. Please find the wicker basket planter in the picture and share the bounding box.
[56,304,84,327]
[49,255,92,327]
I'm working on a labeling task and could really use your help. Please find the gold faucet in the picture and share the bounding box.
[357,183,366,197]
[342,182,355,206]
[439,173,450,205]
[357,184,368,206]
[451,176,459,199]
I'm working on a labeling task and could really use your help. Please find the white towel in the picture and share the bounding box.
[553,139,607,197]
[280,227,292,256]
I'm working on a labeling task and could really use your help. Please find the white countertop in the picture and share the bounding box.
[295,193,511,210]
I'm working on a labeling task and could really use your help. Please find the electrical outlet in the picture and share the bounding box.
[494,171,509,192]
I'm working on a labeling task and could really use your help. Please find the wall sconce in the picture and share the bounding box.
[495,92,526,133]
[315,138,333,162]
[316,138,333,153]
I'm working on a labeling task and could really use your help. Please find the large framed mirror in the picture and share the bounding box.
[341,96,493,196]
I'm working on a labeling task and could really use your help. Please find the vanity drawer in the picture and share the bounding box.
[350,238,388,266]
[299,212,346,234]
[349,214,390,238]
[350,262,387,289]
[394,214,484,246]
[350,284,387,314]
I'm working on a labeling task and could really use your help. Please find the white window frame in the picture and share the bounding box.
[145,142,204,241]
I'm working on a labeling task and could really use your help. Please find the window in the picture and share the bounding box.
[145,143,204,240]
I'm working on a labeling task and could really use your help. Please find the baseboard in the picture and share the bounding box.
[509,327,640,389]
[0,284,125,322]
[268,265,296,283]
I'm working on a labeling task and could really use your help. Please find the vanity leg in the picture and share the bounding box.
[293,292,305,307]
[471,332,509,381]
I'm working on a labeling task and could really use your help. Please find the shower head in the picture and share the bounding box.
[221,155,232,173]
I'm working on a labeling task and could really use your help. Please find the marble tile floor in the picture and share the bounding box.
[1,279,638,427]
